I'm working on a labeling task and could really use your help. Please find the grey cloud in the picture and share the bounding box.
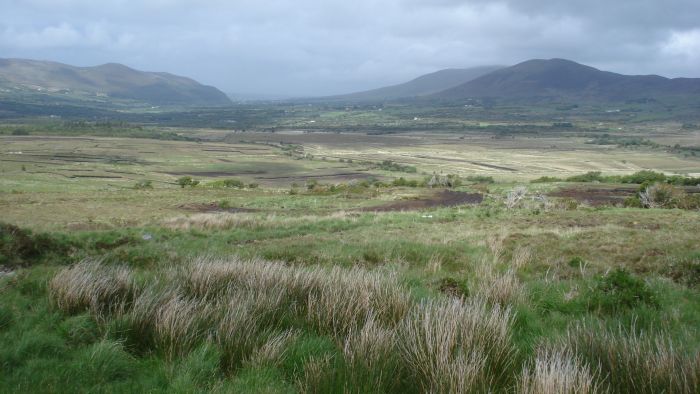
[1,0,699,96]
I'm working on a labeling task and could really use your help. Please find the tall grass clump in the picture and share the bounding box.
[342,316,401,393]
[398,298,517,392]
[179,257,411,338]
[306,266,411,338]
[151,292,217,360]
[518,348,600,394]
[163,213,260,231]
[247,329,300,368]
[565,323,700,393]
[49,260,134,316]
[216,294,273,372]
[48,256,530,391]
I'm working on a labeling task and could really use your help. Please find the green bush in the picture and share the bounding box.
[530,176,563,183]
[585,269,659,313]
[620,170,667,185]
[567,256,585,269]
[176,176,199,188]
[566,171,604,183]
[465,175,495,184]
[623,196,643,208]
[222,179,245,188]
[378,160,417,173]
[392,177,419,187]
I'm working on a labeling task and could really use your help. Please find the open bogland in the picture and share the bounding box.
[2,192,700,392]
[1,130,700,393]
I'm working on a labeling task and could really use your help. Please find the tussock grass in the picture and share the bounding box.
[247,329,300,368]
[163,213,260,230]
[216,292,275,372]
[476,269,524,306]
[342,316,400,392]
[565,323,700,394]
[180,256,411,338]
[306,266,411,338]
[49,256,412,370]
[297,354,343,394]
[473,254,524,306]
[49,260,134,316]
[48,255,699,393]
[48,255,524,391]
[398,298,517,392]
[512,245,532,270]
[519,348,599,394]
[151,292,217,360]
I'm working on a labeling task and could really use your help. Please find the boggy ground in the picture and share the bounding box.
[1,132,700,393]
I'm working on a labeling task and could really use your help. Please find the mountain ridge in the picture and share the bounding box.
[433,58,700,101]
[326,66,503,101]
[0,58,232,107]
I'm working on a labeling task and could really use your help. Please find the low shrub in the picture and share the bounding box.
[584,269,659,313]
[566,172,604,183]
[222,179,245,188]
[531,176,563,183]
[176,176,199,188]
[465,175,495,184]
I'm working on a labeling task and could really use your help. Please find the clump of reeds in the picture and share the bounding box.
[49,259,134,316]
[163,213,259,230]
[398,298,516,392]
[564,323,700,394]
[519,347,600,394]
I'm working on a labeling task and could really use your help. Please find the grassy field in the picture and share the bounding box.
[1,127,700,393]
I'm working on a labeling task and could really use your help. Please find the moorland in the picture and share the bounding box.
[1,58,700,393]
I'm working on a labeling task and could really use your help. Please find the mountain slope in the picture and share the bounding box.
[0,58,232,107]
[329,66,503,101]
[434,58,700,101]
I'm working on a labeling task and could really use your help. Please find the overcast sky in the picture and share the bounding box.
[1,0,699,97]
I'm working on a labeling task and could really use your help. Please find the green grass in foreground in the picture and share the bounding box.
[1,198,700,393]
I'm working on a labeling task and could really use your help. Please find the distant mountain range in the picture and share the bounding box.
[328,66,502,101]
[328,58,700,103]
[2,57,699,111]
[0,58,231,107]
[434,58,700,101]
